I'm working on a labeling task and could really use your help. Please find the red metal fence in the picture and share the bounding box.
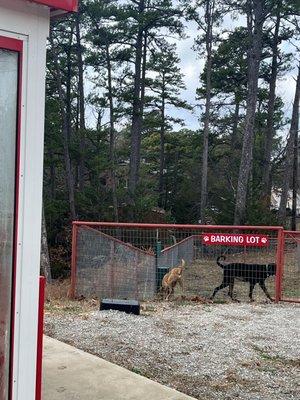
[70,222,299,303]
[281,231,300,303]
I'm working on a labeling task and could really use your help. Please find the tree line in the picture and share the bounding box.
[44,0,300,267]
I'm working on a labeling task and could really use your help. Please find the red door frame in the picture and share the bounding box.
[0,35,23,400]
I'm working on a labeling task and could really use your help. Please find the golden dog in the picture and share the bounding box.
[162,259,186,300]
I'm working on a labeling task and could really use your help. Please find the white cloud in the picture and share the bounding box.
[182,63,198,80]
[85,12,299,132]
[277,74,297,118]
[175,18,299,130]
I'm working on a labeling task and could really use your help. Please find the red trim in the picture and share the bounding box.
[35,277,45,400]
[29,0,78,12]
[0,37,23,52]
[72,221,283,231]
[0,35,23,400]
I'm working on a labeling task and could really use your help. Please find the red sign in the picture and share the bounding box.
[30,0,78,12]
[202,233,269,247]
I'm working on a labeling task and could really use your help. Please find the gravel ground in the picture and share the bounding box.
[45,302,300,400]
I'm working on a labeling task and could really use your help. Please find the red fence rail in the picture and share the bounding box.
[70,222,299,303]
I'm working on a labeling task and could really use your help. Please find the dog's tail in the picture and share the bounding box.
[181,259,186,269]
[217,255,226,268]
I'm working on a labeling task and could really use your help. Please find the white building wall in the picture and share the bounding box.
[0,1,49,398]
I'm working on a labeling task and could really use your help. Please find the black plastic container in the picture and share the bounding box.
[100,299,140,315]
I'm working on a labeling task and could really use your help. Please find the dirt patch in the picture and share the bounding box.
[45,300,300,400]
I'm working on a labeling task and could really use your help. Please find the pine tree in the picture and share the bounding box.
[234,0,268,225]
[122,0,184,205]
[146,41,190,207]
[183,0,224,223]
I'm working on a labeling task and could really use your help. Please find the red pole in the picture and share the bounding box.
[70,223,78,299]
[275,229,284,303]
[35,276,45,400]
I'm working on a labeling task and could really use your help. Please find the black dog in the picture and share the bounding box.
[211,256,276,302]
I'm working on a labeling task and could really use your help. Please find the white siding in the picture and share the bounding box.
[0,1,49,399]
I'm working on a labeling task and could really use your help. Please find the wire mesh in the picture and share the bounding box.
[157,236,194,269]
[76,226,156,300]
[282,231,300,302]
[72,223,287,302]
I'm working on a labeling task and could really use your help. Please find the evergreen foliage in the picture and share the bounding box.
[44,0,300,274]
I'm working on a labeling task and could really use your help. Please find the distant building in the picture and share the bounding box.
[270,188,300,216]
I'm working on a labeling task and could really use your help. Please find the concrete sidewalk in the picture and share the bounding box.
[43,336,196,400]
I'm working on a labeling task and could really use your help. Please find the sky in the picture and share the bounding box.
[167,15,299,132]
[85,7,299,135]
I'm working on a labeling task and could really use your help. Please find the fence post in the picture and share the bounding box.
[70,223,78,299]
[275,228,284,303]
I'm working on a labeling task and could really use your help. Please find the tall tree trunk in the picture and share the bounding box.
[66,27,73,142]
[279,64,300,226]
[234,0,265,225]
[140,31,147,118]
[49,147,56,199]
[159,76,166,208]
[172,149,180,206]
[49,31,77,220]
[231,97,240,150]
[106,43,119,222]
[75,11,86,190]
[128,0,145,200]
[260,6,281,205]
[41,206,52,283]
[292,126,298,230]
[200,0,214,224]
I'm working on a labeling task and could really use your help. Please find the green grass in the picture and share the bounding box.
[130,366,152,379]
[131,367,143,375]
